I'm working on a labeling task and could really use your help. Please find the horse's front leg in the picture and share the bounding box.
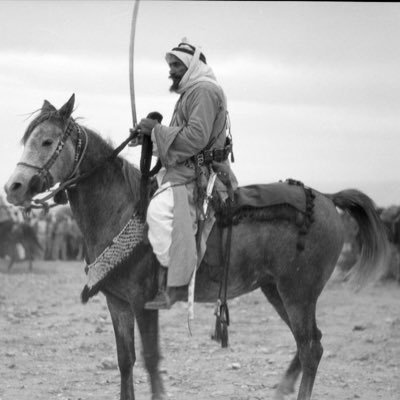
[134,306,166,400]
[106,293,136,400]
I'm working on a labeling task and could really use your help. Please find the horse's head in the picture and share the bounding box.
[5,94,80,207]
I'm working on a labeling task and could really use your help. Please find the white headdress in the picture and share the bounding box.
[165,39,220,94]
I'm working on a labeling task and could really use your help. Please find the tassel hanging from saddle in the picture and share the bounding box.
[211,196,233,348]
[137,111,163,220]
[212,298,230,348]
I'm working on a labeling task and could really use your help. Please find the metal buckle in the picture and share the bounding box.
[196,153,204,166]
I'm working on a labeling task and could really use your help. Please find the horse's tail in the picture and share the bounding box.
[326,189,390,287]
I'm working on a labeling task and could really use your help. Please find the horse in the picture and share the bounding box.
[0,220,42,271]
[377,206,400,282]
[4,95,390,400]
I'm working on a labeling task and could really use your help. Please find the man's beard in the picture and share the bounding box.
[169,75,181,93]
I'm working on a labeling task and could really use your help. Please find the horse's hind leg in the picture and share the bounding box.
[106,293,136,400]
[278,281,323,400]
[133,306,166,400]
[261,282,301,398]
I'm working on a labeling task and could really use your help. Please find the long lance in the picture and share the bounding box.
[128,0,154,218]
[129,0,140,141]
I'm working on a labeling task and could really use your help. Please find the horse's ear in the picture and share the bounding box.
[42,100,57,113]
[58,94,75,119]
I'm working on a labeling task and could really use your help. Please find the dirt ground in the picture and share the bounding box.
[1,260,399,400]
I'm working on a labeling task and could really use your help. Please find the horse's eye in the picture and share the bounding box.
[42,139,53,146]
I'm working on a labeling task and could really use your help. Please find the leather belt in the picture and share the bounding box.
[184,145,232,169]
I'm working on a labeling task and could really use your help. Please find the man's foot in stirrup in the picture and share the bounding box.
[144,287,177,310]
[144,265,178,310]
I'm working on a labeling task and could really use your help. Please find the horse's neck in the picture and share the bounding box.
[67,132,140,261]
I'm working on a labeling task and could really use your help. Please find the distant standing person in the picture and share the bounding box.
[33,215,47,259]
[51,215,68,260]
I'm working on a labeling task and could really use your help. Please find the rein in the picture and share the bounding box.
[24,119,139,212]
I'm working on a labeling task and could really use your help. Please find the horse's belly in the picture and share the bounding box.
[194,220,299,302]
[195,195,344,302]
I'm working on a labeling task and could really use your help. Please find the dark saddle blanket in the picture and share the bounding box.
[211,179,314,255]
[229,180,308,215]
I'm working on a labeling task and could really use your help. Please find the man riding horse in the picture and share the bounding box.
[136,40,237,310]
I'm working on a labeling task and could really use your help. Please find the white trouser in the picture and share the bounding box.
[146,182,174,267]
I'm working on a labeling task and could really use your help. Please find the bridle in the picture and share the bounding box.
[19,116,139,213]
[18,118,88,210]
[18,120,87,191]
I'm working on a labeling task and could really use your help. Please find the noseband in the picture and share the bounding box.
[17,120,86,192]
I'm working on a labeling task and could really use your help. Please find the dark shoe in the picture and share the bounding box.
[144,287,177,310]
[144,266,177,310]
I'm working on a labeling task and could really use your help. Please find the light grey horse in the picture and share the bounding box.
[5,95,390,400]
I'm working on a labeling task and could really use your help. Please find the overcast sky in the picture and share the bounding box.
[1,1,399,206]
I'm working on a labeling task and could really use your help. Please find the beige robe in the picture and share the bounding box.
[151,81,237,287]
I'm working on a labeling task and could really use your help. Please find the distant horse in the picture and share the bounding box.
[0,220,42,271]
[4,95,390,400]
[377,206,400,282]
[338,207,400,282]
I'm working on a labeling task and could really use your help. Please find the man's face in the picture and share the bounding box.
[168,55,188,92]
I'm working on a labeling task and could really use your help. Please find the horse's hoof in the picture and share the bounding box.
[273,383,295,400]
[273,391,286,400]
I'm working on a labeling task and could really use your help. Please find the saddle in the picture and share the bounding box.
[213,179,315,232]
[231,181,306,211]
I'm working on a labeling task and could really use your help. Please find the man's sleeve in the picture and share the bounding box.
[153,85,220,167]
